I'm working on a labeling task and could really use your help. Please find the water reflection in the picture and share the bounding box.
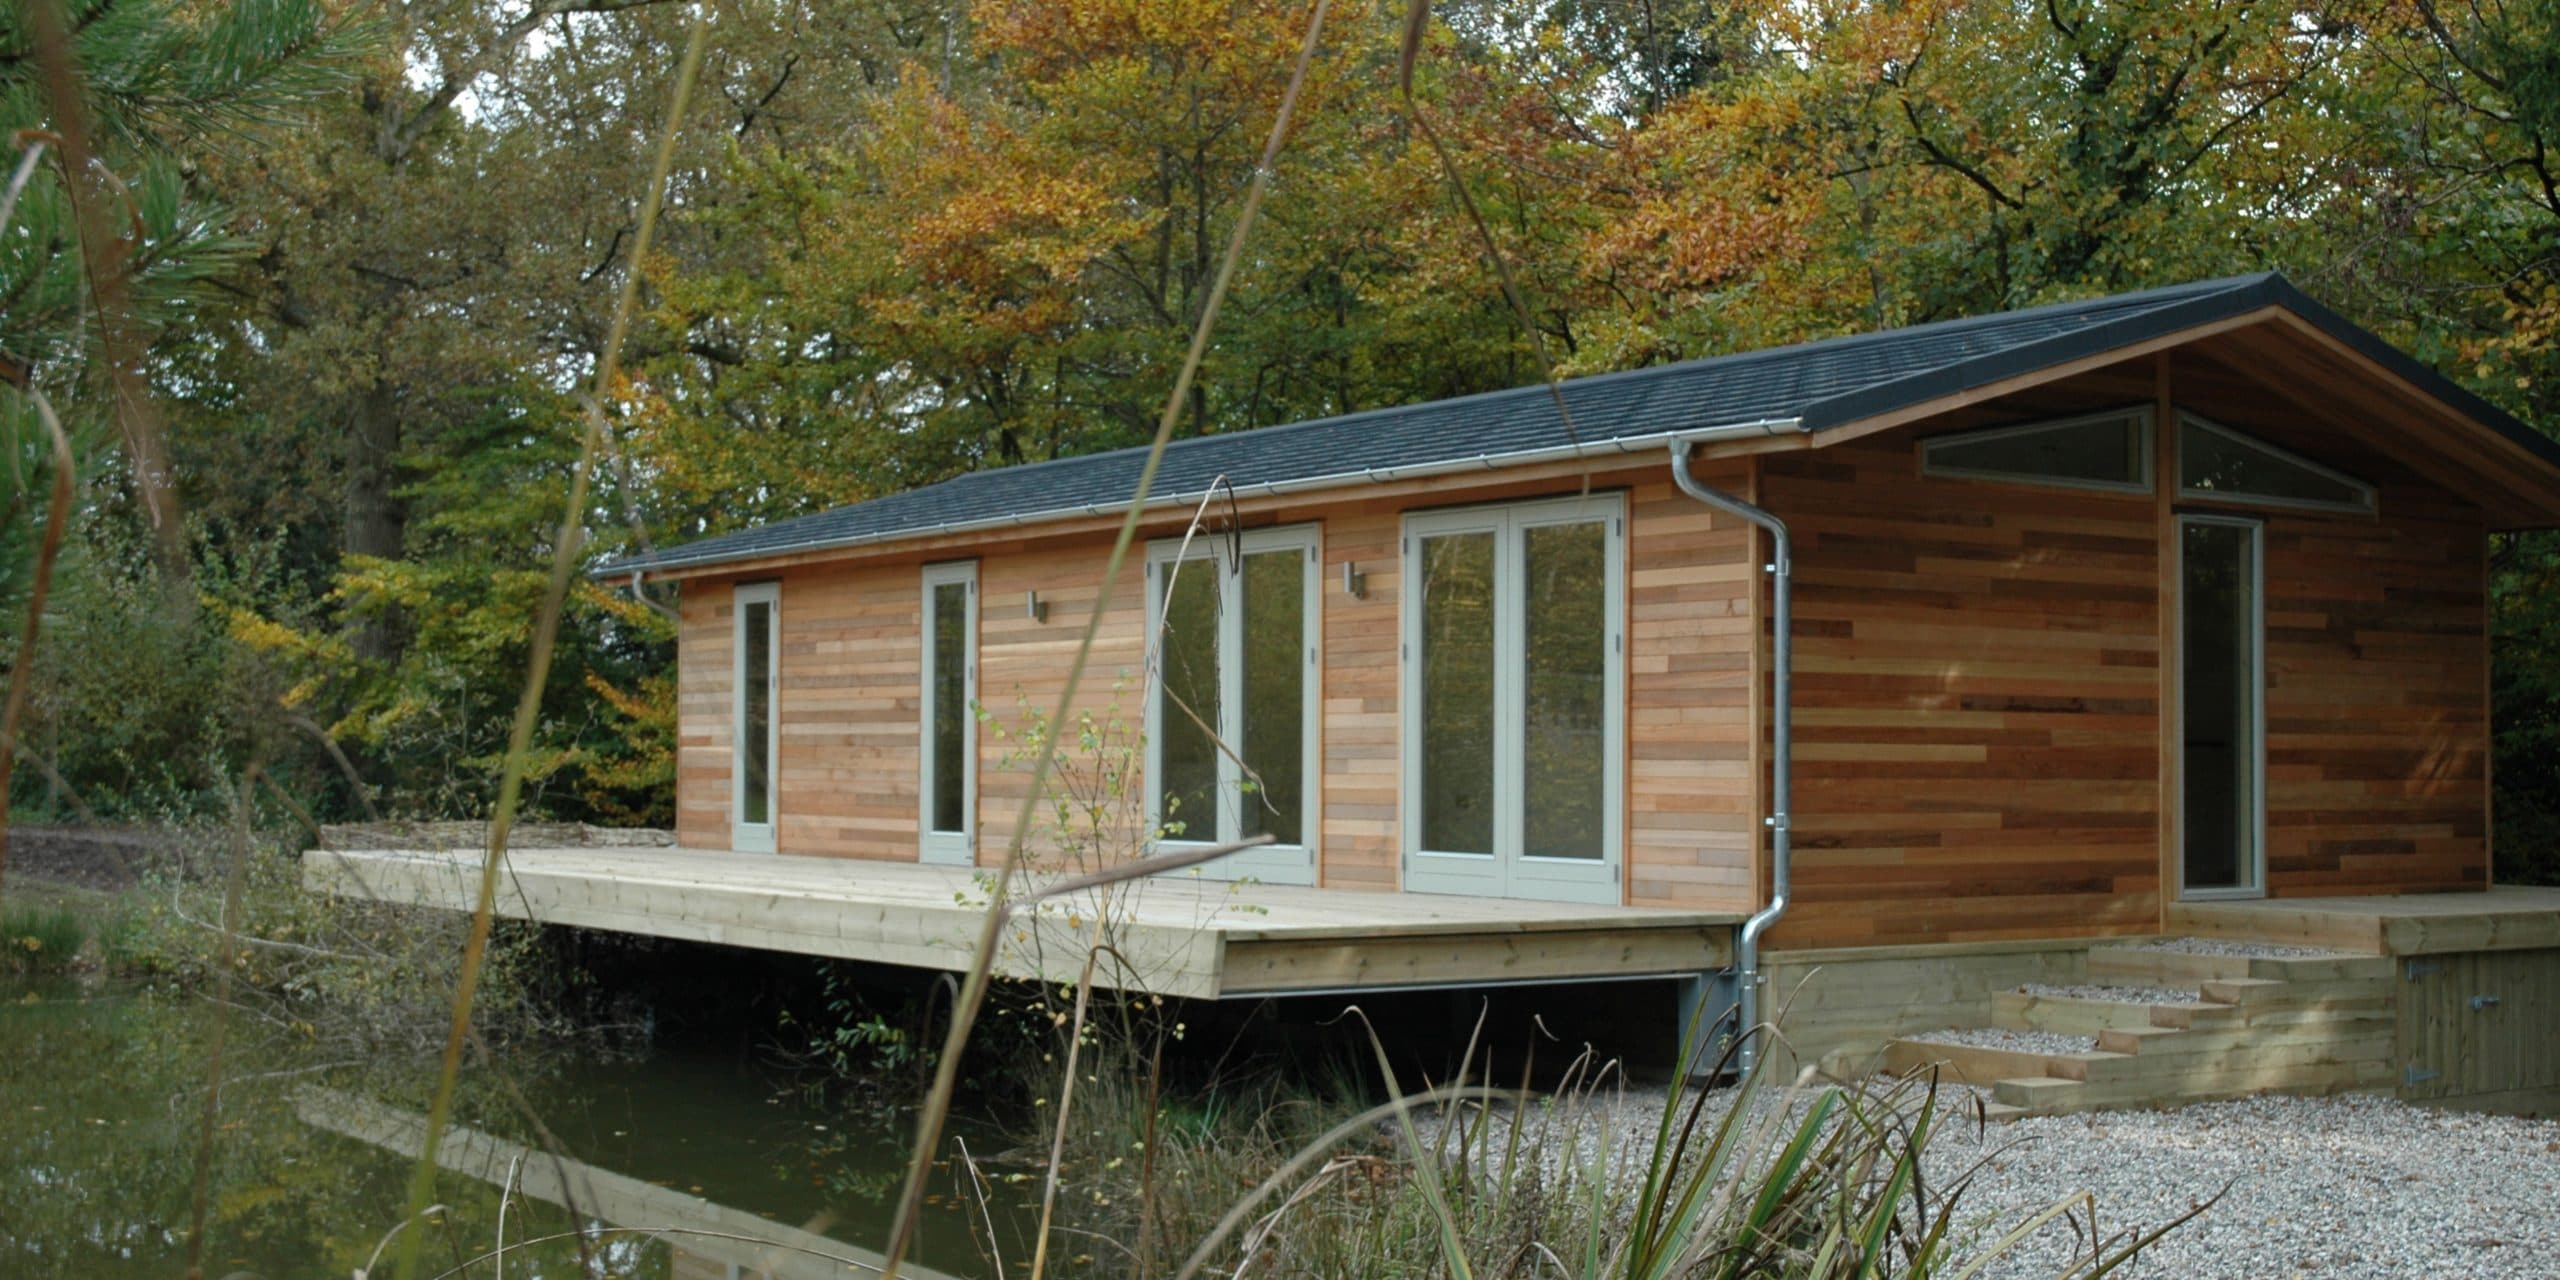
[2,983,1016,1278]
[296,1088,955,1280]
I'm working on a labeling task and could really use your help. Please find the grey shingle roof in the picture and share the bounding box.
[600,273,2558,576]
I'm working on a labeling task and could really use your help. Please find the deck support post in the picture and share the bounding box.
[1676,966,1741,1081]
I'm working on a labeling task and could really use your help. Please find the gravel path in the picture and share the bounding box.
[1440,1086,2560,1279]
[1908,1027,2099,1055]
[2019,981,2203,1005]
[2140,935,2352,959]
[1938,1093,2560,1278]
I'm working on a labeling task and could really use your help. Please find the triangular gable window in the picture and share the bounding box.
[2178,415,2375,514]
[1918,408,2153,493]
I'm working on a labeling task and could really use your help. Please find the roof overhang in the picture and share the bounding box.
[1689,302,2560,531]
[605,415,1806,583]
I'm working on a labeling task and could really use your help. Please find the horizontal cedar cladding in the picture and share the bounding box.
[668,457,1763,910]
[2168,347,2489,898]
[1763,351,2491,950]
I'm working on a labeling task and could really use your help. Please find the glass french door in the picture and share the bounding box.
[1401,494,1623,905]
[2177,516,2264,897]
[1144,526,1320,885]
[731,582,780,854]
[919,562,978,866]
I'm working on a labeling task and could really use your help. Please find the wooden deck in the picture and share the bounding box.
[302,846,1738,1000]
[2167,887,2560,955]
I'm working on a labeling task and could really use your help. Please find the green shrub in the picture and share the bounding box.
[109,824,572,1051]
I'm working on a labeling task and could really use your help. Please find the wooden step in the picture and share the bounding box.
[2091,1025,2189,1054]
[2099,1019,2391,1058]
[2246,954,2394,983]
[2197,976,2292,1004]
[2085,945,2252,984]
[2146,1000,2247,1030]
[1880,1037,2083,1088]
[1991,1076,2085,1113]
[2040,1050,2145,1083]
[1992,989,2210,1036]
[2199,977,2393,1018]
[2006,1056,2390,1110]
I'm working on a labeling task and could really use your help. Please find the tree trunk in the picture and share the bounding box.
[344,378,408,662]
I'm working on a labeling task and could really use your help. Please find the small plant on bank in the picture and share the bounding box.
[3,902,87,975]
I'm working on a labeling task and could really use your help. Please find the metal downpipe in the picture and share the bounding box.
[1668,440,1791,1077]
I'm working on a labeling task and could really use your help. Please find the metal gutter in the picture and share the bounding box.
[1668,439,1792,1079]
[605,416,1807,580]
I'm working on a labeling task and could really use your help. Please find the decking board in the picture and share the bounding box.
[303,845,1737,999]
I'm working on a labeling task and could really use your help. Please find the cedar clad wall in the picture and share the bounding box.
[1761,352,2491,950]
[2172,350,2490,896]
[669,458,1761,909]
[774,560,927,858]
[1625,466,1759,908]
[673,580,733,850]
[2259,502,2486,895]
[1762,427,2167,950]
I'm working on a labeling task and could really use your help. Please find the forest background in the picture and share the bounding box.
[7,0,2559,883]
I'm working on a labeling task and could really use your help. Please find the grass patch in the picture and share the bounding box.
[2,901,89,975]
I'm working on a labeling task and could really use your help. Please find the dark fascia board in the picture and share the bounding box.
[1798,273,2560,477]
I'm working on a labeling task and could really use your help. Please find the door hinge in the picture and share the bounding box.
[2403,1064,2443,1088]
[2403,959,2444,982]
[2468,994,2502,1011]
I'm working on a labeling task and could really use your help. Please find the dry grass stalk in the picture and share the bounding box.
[183,765,262,1280]
[386,11,713,1280]
[0,388,73,895]
[873,1,1336,1272]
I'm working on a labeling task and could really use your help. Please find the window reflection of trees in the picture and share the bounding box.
[1239,550,1304,846]
[1420,532,1497,854]
[1155,562,1222,841]
[1154,546,1309,847]
[741,601,772,825]
[1524,522,1605,861]
[929,581,970,834]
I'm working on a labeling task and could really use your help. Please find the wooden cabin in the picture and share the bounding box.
[604,273,2556,929]
[319,274,2560,1113]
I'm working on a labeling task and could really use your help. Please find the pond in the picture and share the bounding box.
[0,980,1040,1278]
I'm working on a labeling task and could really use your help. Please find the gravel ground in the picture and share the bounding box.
[1435,1086,2560,1279]
[2020,982,2203,1005]
[1937,1093,2560,1278]
[1908,1027,2099,1055]
[2140,935,2351,959]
